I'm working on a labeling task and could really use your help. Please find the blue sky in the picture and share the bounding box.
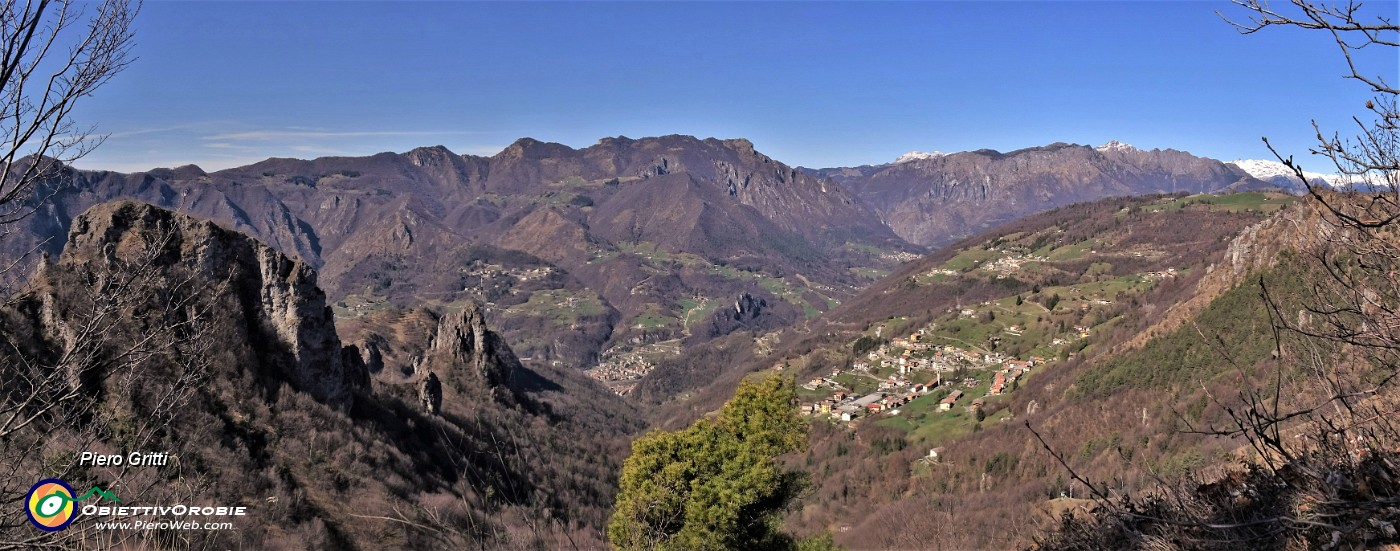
[71,1,1398,173]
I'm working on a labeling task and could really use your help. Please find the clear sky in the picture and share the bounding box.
[71,1,1399,173]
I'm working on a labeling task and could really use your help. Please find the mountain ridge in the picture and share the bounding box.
[805,141,1275,246]
[2,136,915,391]
[1228,158,1342,192]
[5,136,1290,388]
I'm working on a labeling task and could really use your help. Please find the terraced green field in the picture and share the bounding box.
[942,248,999,271]
[1046,239,1098,261]
[851,267,891,280]
[1142,191,1294,214]
[503,289,607,325]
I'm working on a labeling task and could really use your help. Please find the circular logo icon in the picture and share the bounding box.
[26,479,76,532]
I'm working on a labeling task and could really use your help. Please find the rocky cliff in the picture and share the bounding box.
[0,198,649,550]
[1120,196,1331,351]
[50,200,366,405]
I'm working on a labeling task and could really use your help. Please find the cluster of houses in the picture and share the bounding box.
[333,295,387,316]
[882,250,922,263]
[1051,326,1090,346]
[920,248,1054,282]
[585,354,653,395]
[980,253,1048,278]
[859,341,990,377]
[801,383,942,422]
[458,261,558,295]
[989,358,1038,395]
[516,266,556,282]
[1145,268,1178,279]
[799,328,1049,423]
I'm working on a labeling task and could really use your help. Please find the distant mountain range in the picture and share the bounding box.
[4,136,1296,380]
[1227,158,1343,192]
[804,141,1273,247]
[4,136,915,381]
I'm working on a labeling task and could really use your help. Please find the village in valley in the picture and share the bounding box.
[773,195,1249,446]
[786,279,1156,449]
[591,194,1278,412]
[793,322,1052,439]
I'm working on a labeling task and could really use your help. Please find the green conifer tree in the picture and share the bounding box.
[609,375,809,550]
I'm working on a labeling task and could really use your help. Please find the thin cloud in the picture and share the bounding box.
[71,154,272,173]
[106,121,240,139]
[203,129,504,141]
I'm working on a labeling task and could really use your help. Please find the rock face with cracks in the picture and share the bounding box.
[419,302,522,406]
[56,200,366,406]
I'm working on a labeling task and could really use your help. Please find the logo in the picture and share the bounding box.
[26,479,76,532]
[24,479,120,532]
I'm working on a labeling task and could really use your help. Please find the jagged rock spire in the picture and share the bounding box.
[422,302,519,405]
[420,371,443,414]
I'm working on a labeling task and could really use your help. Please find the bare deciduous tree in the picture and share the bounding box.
[1227,0,1399,471]
[1034,2,1400,549]
[0,5,186,546]
[0,222,222,550]
[0,0,136,235]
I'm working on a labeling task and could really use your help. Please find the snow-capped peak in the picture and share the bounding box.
[1228,159,1343,188]
[895,151,946,163]
[1095,140,1137,153]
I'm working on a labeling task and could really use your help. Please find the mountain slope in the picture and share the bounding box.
[0,200,642,549]
[634,191,1302,548]
[807,142,1266,247]
[1,136,916,386]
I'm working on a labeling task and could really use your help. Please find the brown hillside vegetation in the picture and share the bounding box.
[644,193,1285,420]
[1,136,917,379]
[1032,187,1400,549]
[791,203,1361,549]
[0,201,643,550]
[775,190,1400,550]
[638,191,1337,548]
[1029,2,1400,545]
[1117,193,1332,353]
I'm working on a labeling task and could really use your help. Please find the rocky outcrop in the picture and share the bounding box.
[55,200,366,406]
[1123,198,1329,351]
[422,302,521,403]
[351,333,388,375]
[420,371,443,414]
[699,290,794,340]
[731,292,767,321]
[340,344,373,392]
[1210,198,1331,283]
